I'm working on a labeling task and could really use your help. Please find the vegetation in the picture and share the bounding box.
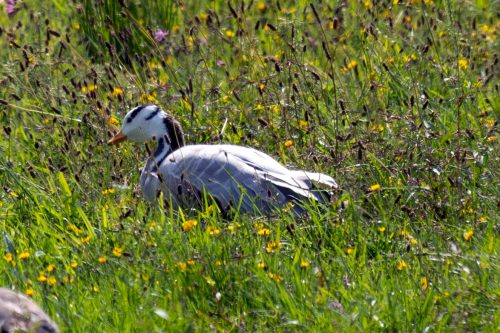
[0,0,498,331]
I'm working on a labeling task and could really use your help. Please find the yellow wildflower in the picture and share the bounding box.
[81,84,97,94]
[284,140,293,148]
[70,260,78,268]
[25,288,34,297]
[226,223,240,235]
[4,252,13,263]
[79,235,91,244]
[63,275,74,284]
[38,273,47,283]
[19,251,30,260]
[300,259,310,268]
[206,225,221,236]
[257,2,267,11]
[421,276,428,290]
[399,230,410,237]
[347,60,357,70]
[101,188,115,195]
[346,247,354,255]
[112,246,123,257]
[47,264,55,272]
[225,29,235,38]
[47,276,57,286]
[140,91,158,104]
[265,241,281,253]
[397,260,408,271]
[272,104,280,113]
[257,261,267,269]
[92,285,99,293]
[458,58,468,70]
[486,135,496,142]
[182,219,198,232]
[463,229,474,241]
[268,272,283,283]
[378,226,386,233]
[108,115,119,126]
[67,224,81,235]
[369,184,381,192]
[257,228,272,236]
[98,256,107,264]
[299,120,308,130]
[111,87,124,97]
[176,262,187,272]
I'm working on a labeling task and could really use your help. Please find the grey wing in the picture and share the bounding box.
[157,146,293,213]
[140,157,162,202]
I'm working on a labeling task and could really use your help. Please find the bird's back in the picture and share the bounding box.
[144,144,335,214]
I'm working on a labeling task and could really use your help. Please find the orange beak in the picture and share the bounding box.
[108,130,127,145]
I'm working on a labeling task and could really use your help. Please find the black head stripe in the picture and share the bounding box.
[126,105,147,123]
[145,105,160,120]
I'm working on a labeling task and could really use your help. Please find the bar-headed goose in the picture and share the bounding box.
[0,288,59,333]
[108,104,337,215]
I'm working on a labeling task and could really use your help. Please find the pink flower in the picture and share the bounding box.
[5,0,16,16]
[153,29,169,42]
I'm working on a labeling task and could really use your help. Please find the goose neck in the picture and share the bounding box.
[152,136,171,166]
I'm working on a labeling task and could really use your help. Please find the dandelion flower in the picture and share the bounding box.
[101,188,115,195]
[300,259,311,268]
[19,251,30,260]
[67,224,81,235]
[225,29,235,38]
[111,88,124,98]
[47,276,57,286]
[257,2,267,11]
[463,229,474,241]
[176,262,187,272]
[81,84,97,94]
[268,272,283,283]
[98,256,107,264]
[47,264,55,272]
[369,184,381,192]
[4,252,13,263]
[397,260,408,271]
[206,225,221,236]
[257,261,267,269]
[182,219,198,232]
[112,246,123,257]
[38,273,47,283]
[266,241,281,253]
[257,228,272,236]
[284,140,293,148]
[458,58,468,70]
[421,276,428,290]
[25,288,34,297]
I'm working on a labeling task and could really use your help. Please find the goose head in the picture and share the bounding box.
[108,104,185,151]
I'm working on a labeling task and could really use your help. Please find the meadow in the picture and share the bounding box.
[0,0,498,331]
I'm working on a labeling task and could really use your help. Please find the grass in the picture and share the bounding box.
[0,0,499,331]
